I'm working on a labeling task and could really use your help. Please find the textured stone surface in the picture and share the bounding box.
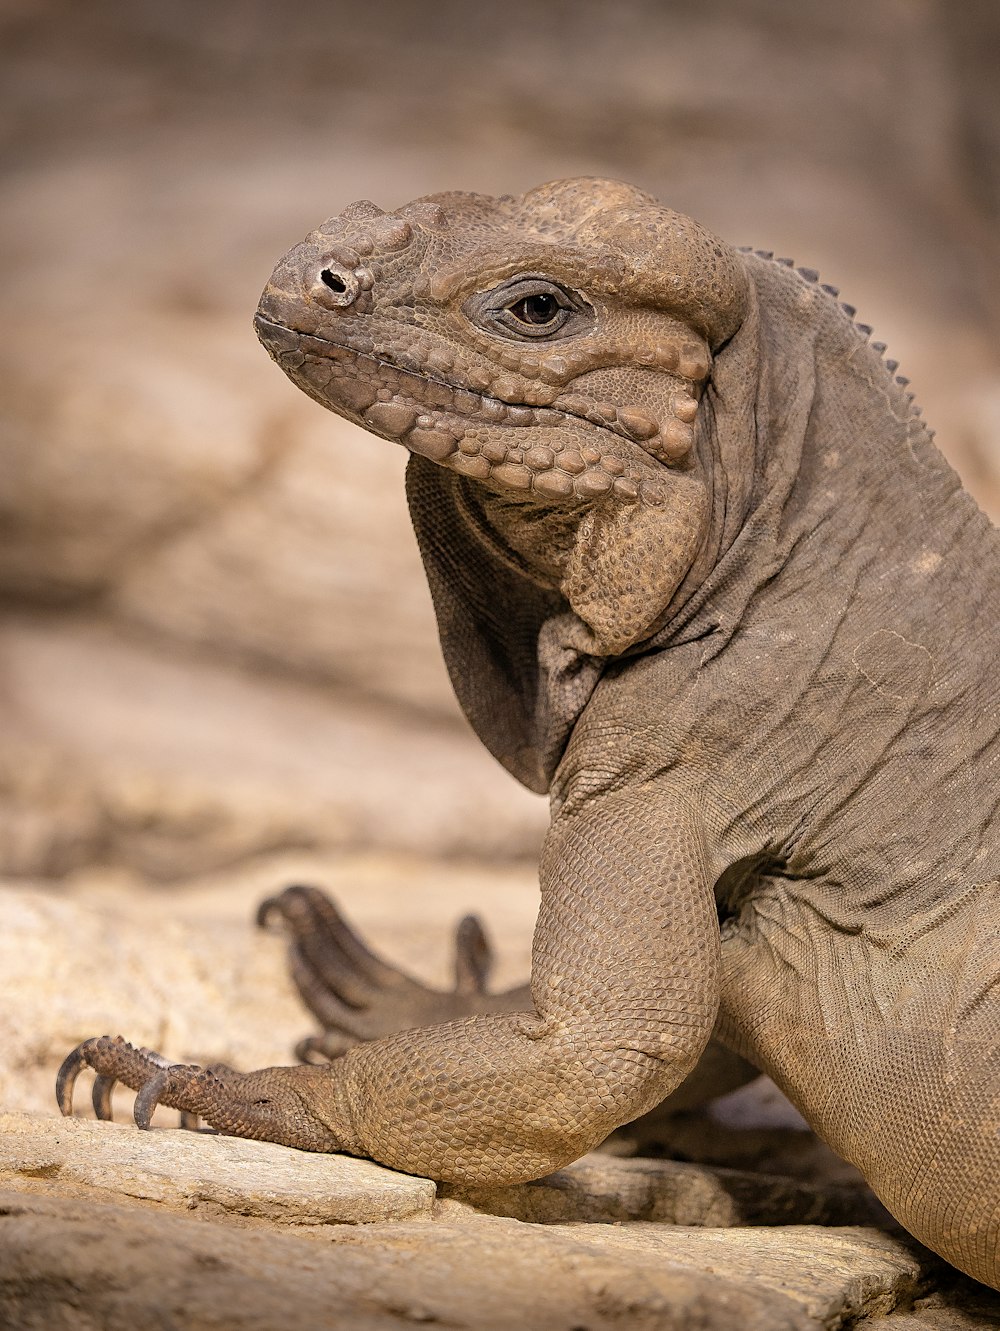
[857,1290,1000,1330]
[444,1150,882,1228]
[0,1189,944,1331]
[2,878,998,1326]
[112,411,453,716]
[556,1223,931,1326]
[0,880,303,1116]
[0,1112,435,1224]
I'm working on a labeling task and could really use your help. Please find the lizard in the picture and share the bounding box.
[56,178,1000,1290]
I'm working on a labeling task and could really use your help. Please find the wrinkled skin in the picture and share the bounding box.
[59,178,1000,1289]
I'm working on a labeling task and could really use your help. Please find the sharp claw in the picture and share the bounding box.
[255,895,283,929]
[454,914,493,995]
[133,1068,171,1130]
[56,1039,102,1116]
[57,1037,203,1131]
[295,1036,330,1065]
[91,1074,117,1120]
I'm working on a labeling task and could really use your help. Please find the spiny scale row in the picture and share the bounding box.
[740,246,916,404]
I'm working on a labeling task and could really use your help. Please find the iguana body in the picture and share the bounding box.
[58,179,1000,1289]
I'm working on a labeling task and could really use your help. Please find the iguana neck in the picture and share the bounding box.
[652,254,998,653]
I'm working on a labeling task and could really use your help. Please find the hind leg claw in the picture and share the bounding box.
[258,883,530,1061]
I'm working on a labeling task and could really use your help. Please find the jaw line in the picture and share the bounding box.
[255,313,538,417]
[254,313,659,452]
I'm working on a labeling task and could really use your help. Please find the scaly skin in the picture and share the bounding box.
[59,179,1000,1289]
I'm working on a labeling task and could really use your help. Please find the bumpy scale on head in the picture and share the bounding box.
[254,178,749,511]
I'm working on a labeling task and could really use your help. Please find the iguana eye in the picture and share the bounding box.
[509,292,562,326]
[465,276,593,341]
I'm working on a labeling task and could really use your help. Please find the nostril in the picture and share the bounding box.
[314,264,361,307]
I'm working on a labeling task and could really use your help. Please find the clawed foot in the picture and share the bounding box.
[56,1034,342,1151]
[257,884,497,1061]
[57,1035,234,1131]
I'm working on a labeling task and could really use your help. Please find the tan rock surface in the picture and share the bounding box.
[856,1290,1000,1331]
[0,879,303,1116]
[0,614,547,879]
[443,1151,882,1229]
[0,1188,941,1331]
[0,1111,878,1234]
[3,877,999,1326]
[0,1112,435,1225]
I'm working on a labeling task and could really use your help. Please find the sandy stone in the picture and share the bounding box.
[0,881,305,1117]
[0,1188,943,1331]
[113,410,456,717]
[856,1286,1000,1330]
[0,1112,435,1225]
[560,1223,929,1327]
[0,862,537,1118]
[0,327,273,602]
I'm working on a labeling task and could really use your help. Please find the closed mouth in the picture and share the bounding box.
[254,312,670,505]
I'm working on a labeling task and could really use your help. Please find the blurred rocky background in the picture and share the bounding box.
[2,3,1000,1321]
[2,0,999,894]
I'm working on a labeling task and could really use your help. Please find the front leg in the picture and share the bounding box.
[340,787,720,1182]
[58,788,720,1184]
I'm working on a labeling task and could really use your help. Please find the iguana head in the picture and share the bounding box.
[256,179,757,680]
[255,178,748,510]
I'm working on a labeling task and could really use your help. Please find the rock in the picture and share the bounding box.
[606,1077,871,1189]
[563,1223,931,1326]
[0,1112,435,1225]
[0,1188,938,1331]
[112,408,457,717]
[444,1150,883,1227]
[0,879,304,1117]
[0,614,547,879]
[856,1283,1000,1329]
[0,326,272,603]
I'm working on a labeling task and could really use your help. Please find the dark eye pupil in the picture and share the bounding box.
[514,293,559,324]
